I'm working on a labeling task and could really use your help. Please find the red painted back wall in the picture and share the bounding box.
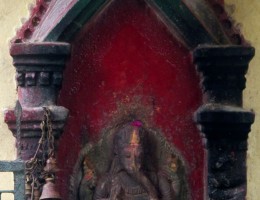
[58,0,204,199]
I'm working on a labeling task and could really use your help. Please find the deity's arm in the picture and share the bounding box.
[79,179,95,200]
[93,173,123,200]
[158,172,176,200]
[93,174,111,200]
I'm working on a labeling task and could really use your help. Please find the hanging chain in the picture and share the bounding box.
[45,108,55,158]
[25,107,54,200]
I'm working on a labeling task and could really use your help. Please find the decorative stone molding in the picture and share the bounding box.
[193,45,255,200]
[5,106,69,138]
[206,0,246,45]
[13,0,53,43]
[5,42,70,160]
[16,71,63,87]
[195,104,254,140]
[10,42,70,107]
[193,45,255,106]
[4,106,69,161]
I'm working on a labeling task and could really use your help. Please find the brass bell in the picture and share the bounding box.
[40,178,61,200]
[34,187,40,200]
[25,182,32,196]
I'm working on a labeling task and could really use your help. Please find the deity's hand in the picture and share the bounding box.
[110,176,122,200]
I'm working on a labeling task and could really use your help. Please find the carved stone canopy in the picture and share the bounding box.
[4,0,255,200]
[13,0,244,47]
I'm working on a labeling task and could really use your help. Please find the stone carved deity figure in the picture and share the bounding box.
[94,121,180,200]
[94,121,160,200]
[72,121,188,200]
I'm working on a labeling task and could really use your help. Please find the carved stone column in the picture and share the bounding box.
[5,42,70,160]
[193,45,255,200]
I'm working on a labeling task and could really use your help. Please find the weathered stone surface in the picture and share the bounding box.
[193,45,255,106]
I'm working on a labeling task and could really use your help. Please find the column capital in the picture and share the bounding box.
[193,45,255,106]
[195,103,255,140]
[10,42,71,72]
[4,106,69,160]
[10,42,71,107]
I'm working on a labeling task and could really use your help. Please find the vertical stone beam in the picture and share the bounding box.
[4,42,70,160]
[193,46,255,200]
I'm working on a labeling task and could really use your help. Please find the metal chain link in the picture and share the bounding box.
[25,107,54,200]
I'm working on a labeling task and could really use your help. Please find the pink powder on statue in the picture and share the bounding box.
[131,120,143,127]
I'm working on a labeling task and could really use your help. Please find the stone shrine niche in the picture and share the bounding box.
[4,0,255,200]
[57,1,203,199]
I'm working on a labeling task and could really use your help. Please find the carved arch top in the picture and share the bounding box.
[13,0,246,49]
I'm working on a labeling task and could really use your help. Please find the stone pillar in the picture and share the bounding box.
[5,42,70,160]
[193,45,255,200]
